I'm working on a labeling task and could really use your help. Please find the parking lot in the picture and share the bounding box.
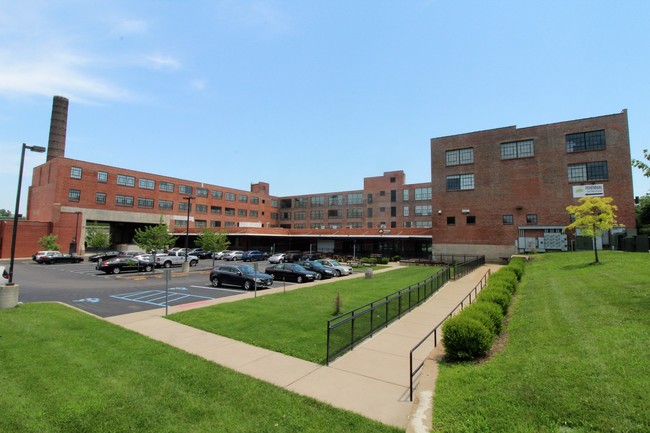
[11,258,305,317]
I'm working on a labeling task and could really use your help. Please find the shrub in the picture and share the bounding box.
[461,306,497,336]
[471,301,505,334]
[442,315,494,361]
[392,255,401,262]
[380,257,389,264]
[488,271,517,295]
[508,257,526,280]
[478,286,511,315]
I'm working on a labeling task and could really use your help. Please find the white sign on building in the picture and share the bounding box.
[572,184,604,198]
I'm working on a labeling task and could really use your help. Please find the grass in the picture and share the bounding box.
[432,251,650,433]
[168,266,441,363]
[0,303,402,433]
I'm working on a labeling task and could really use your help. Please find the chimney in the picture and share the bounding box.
[47,95,69,161]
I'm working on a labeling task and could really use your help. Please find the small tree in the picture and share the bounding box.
[0,209,11,217]
[133,217,178,271]
[194,228,230,267]
[565,196,618,264]
[86,227,111,249]
[38,233,61,251]
[632,149,650,179]
[635,194,650,235]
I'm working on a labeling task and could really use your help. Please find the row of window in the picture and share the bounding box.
[289,220,433,229]
[444,129,606,168]
[282,205,434,220]
[288,188,432,208]
[70,167,260,204]
[445,214,538,225]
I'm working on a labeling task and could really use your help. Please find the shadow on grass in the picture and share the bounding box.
[561,261,603,271]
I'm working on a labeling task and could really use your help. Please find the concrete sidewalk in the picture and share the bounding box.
[105,264,500,430]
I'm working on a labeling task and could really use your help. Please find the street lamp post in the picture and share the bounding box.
[182,196,195,272]
[8,143,47,285]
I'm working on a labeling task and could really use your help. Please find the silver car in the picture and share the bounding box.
[316,259,353,276]
[223,250,244,261]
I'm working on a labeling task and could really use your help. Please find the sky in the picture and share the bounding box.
[1,0,649,216]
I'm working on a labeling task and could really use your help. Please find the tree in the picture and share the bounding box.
[194,228,230,267]
[632,149,650,179]
[565,197,618,264]
[0,209,11,217]
[85,227,111,249]
[38,234,61,251]
[133,217,178,271]
[635,194,650,235]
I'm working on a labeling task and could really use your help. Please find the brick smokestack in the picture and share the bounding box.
[47,95,69,161]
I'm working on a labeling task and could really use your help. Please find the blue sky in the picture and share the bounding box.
[1,1,649,215]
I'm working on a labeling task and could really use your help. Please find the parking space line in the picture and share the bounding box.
[189,285,247,293]
[110,289,214,307]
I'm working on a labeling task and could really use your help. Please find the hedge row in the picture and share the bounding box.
[442,258,526,361]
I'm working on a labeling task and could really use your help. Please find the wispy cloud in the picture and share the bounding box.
[144,54,181,70]
[113,18,149,35]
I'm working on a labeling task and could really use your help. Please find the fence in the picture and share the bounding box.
[407,268,491,401]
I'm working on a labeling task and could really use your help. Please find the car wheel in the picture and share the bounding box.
[243,280,252,290]
[335,270,341,277]
[144,265,153,272]
[112,267,121,274]
[314,273,322,280]
[211,277,221,287]
[190,260,198,267]
[163,261,172,268]
[296,275,304,283]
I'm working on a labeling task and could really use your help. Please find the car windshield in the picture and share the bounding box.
[327,260,341,266]
[239,265,256,275]
[309,262,325,269]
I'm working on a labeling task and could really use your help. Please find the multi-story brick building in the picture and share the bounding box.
[430,110,636,259]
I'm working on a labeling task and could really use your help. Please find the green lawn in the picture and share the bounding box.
[432,251,650,433]
[0,303,401,433]
[169,266,441,363]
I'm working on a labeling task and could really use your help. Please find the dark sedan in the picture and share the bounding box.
[96,257,153,274]
[242,250,269,261]
[88,251,120,262]
[297,260,337,279]
[264,263,319,283]
[209,264,274,290]
[40,253,84,265]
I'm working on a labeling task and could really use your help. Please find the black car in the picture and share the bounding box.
[96,257,153,274]
[88,251,120,262]
[189,248,213,259]
[264,263,319,283]
[297,261,336,279]
[41,253,84,265]
[282,251,303,263]
[242,250,268,261]
[209,264,274,290]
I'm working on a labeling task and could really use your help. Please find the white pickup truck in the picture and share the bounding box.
[155,251,199,268]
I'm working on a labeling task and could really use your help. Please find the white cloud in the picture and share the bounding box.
[113,18,149,35]
[144,54,181,70]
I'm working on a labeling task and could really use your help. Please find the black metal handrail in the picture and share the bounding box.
[408,268,491,401]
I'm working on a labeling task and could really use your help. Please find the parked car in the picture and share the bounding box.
[96,257,153,274]
[188,248,212,259]
[316,259,354,276]
[155,252,199,268]
[301,253,322,261]
[223,250,244,261]
[1,265,8,286]
[268,253,285,264]
[40,253,84,265]
[88,251,120,262]
[213,250,231,260]
[297,260,336,279]
[242,250,268,261]
[264,263,318,283]
[282,251,303,263]
[32,250,60,262]
[209,264,274,290]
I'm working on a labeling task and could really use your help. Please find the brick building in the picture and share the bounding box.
[430,110,636,259]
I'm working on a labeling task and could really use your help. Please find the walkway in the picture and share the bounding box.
[105,264,501,430]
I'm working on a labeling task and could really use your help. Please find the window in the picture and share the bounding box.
[367,208,373,217]
[348,222,363,229]
[367,193,373,204]
[280,211,291,220]
[211,206,222,214]
[210,221,221,228]
[117,174,135,187]
[159,181,174,192]
[116,195,134,207]
[347,208,363,218]
[446,174,475,191]
[250,210,258,218]
[294,211,307,220]
[447,216,456,225]
[251,197,259,205]
[294,197,308,208]
[225,192,236,201]
[195,220,207,228]
[347,193,363,205]
[414,187,432,200]
[329,195,343,206]
[178,201,191,212]
[195,204,208,213]
[311,196,324,207]
[139,178,155,190]
[328,209,342,218]
[96,192,106,205]
[446,147,474,166]
[526,214,538,224]
[68,189,80,202]
[174,219,187,228]
[403,190,409,201]
[567,161,608,182]
[466,216,476,224]
[211,190,222,199]
[238,209,247,217]
[238,194,248,203]
[415,220,432,228]
[501,140,534,160]
[225,207,235,216]
[294,223,306,229]
[403,206,409,217]
[225,221,236,227]
[138,198,154,208]
[503,215,514,225]
[379,191,385,196]
[566,130,605,152]
[179,185,193,195]
[70,167,82,179]
[390,207,397,217]
[97,171,108,183]
[159,200,173,210]
[390,190,397,202]
[196,188,208,198]
[311,210,323,219]
[415,205,433,216]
